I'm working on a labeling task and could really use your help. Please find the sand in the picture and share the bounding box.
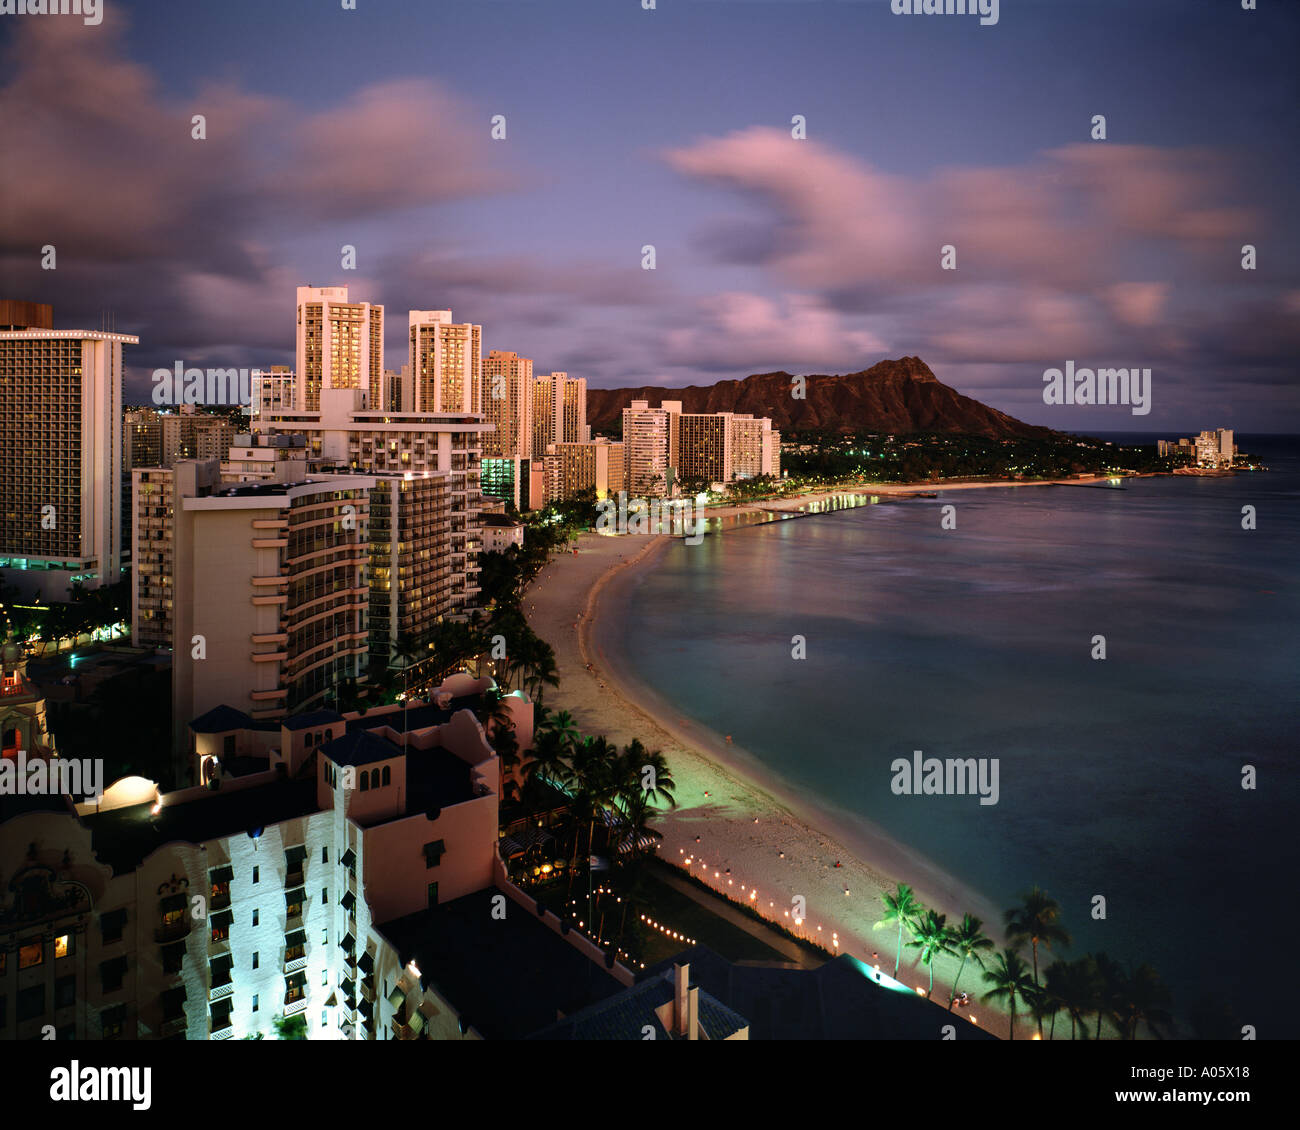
[523,481,1100,1040]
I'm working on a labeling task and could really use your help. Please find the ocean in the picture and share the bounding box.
[596,434,1300,1036]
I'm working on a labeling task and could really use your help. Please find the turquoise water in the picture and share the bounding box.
[597,436,1300,1035]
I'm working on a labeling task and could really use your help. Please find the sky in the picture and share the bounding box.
[1,0,1297,431]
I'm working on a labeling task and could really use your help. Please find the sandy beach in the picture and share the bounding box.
[521,479,1102,1039]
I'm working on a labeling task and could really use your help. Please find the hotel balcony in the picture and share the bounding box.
[154,919,191,944]
[283,997,308,1018]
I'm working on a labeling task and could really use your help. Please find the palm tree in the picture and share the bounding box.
[1004,886,1071,1037]
[1113,962,1172,1040]
[947,914,995,1010]
[874,883,923,979]
[618,739,677,809]
[1045,957,1095,1041]
[1004,886,1072,988]
[1089,952,1125,1040]
[981,948,1034,1040]
[1023,982,1062,1040]
[539,709,581,751]
[904,910,952,998]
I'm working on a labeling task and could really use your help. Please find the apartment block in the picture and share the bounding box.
[621,400,678,498]
[0,305,135,599]
[542,439,626,503]
[366,471,456,674]
[296,287,385,413]
[167,462,374,764]
[674,413,732,486]
[407,311,481,415]
[251,367,296,417]
[482,350,534,458]
[531,372,589,456]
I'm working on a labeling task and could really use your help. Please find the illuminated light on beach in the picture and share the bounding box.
[970,1016,977,1024]
[1032,1033,1041,1040]
[915,987,925,995]
[750,891,757,900]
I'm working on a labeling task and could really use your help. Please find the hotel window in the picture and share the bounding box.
[100,956,128,993]
[321,970,328,986]
[17,985,44,1023]
[101,1004,126,1039]
[252,909,259,927]
[211,909,233,943]
[423,840,445,869]
[322,887,328,903]
[54,934,72,960]
[54,976,76,1010]
[209,865,233,909]
[321,847,328,863]
[252,866,259,884]
[321,929,328,944]
[161,942,185,975]
[382,766,391,786]
[360,774,368,792]
[18,941,42,970]
[210,955,234,989]
[252,952,259,970]
[99,907,126,945]
[252,994,259,1013]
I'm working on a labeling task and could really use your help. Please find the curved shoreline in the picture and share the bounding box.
[526,527,1017,1038]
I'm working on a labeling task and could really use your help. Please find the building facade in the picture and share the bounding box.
[0,307,135,598]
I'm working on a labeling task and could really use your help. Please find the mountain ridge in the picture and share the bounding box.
[585,357,1051,438]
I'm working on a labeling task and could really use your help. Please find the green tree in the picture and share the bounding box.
[981,948,1034,1041]
[873,883,923,979]
[904,909,952,998]
[947,913,995,1010]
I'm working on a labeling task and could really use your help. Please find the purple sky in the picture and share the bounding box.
[1,0,1297,431]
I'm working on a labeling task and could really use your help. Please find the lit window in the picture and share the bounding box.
[19,942,43,969]
[54,935,71,959]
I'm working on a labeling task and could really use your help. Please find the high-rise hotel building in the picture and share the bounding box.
[407,311,481,414]
[482,350,534,458]
[296,287,385,412]
[532,372,588,456]
[621,400,679,498]
[0,301,136,599]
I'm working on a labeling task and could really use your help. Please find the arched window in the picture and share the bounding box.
[370,769,380,790]
[381,766,391,787]
[325,729,333,742]
[359,773,369,792]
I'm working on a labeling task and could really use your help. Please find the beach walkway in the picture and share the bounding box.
[650,864,825,970]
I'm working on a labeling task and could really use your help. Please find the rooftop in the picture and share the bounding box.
[378,889,624,1038]
[83,777,318,875]
[640,946,999,1041]
[529,967,749,1041]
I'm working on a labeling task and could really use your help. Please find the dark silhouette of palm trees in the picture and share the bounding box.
[981,948,1035,1040]
[1004,886,1071,1037]
[947,914,995,1010]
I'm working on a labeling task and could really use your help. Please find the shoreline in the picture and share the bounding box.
[525,507,1037,1039]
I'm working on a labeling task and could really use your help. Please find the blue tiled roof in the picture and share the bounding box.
[284,709,345,731]
[189,705,256,734]
[319,729,400,768]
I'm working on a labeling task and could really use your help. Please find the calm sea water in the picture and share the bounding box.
[598,435,1299,1035]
